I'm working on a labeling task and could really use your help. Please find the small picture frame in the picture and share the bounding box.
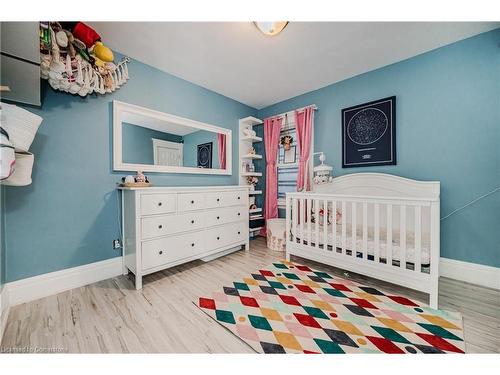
[283,145,296,164]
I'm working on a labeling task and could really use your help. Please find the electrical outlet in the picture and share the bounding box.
[113,239,122,249]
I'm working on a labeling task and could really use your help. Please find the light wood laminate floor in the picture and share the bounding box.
[2,237,499,353]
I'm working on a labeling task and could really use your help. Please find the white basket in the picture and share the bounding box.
[2,151,34,186]
[266,218,286,252]
[1,102,43,151]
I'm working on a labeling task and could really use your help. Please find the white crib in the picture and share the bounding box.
[285,173,440,308]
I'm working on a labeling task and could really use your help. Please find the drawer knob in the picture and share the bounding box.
[191,200,195,204]
[159,250,163,255]
[191,243,195,247]
[238,196,241,200]
[217,216,220,220]
[158,202,162,206]
[238,231,241,235]
[216,198,220,202]
[238,212,241,216]
[217,236,220,240]
[191,220,195,224]
[158,225,163,229]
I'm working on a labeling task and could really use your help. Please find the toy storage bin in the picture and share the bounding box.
[2,151,34,186]
[266,218,286,252]
[1,102,42,151]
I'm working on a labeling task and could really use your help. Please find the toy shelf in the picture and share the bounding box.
[241,154,263,160]
[241,172,262,177]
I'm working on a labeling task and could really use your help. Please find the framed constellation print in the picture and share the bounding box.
[342,96,396,168]
[197,142,213,168]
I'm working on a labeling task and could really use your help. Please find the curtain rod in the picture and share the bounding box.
[272,104,318,119]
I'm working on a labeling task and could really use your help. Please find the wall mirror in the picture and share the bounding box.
[113,101,231,175]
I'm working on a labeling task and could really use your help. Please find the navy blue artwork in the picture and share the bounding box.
[197,142,213,168]
[342,96,396,168]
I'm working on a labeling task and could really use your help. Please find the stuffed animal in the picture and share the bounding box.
[243,126,256,138]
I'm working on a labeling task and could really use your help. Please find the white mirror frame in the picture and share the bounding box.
[113,100,232,175]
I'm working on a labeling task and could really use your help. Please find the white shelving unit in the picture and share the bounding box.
[239,116,264,239]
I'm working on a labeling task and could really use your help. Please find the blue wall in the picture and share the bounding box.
[2,54,256,282]
[259,29,500,268]
[121,123,183,165]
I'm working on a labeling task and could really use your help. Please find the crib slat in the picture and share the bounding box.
[363,202,368,260]
[323,199,328,251]
[332,200,337,253]
[315,199,320,249]
[292,198,298,243]
[374,203,380,263]
[341,201,347,255]
[351,202,357,258]
[300,198,305,246]
[307,198,312,248]
[414,205,422,273]
[400,205,407,269]
[386,204,393,267]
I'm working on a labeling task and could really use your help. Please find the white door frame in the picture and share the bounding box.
[152,138,184,166]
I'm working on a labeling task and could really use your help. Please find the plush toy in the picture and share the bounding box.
[135,171,146,183]
[243,126,256,138]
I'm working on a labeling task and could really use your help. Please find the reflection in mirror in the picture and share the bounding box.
[122,123,225,169]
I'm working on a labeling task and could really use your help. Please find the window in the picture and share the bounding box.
[277,114,301,206]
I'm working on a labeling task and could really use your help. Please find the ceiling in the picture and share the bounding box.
[90,22,499,109]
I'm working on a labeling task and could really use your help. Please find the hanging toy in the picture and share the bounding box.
[93,41,114,62]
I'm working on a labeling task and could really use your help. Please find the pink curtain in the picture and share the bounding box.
[263,116,283,233]
[295,106,314,191]
[217,133,226,169]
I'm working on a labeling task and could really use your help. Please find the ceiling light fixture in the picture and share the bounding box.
[253,22,288,36]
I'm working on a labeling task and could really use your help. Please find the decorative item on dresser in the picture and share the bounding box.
[119,186,249,289]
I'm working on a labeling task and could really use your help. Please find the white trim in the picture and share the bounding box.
[113,100,232,175]
[440,257,500,290]
[4,257,122,307]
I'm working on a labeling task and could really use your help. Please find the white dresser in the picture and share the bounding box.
[119,186,249,289]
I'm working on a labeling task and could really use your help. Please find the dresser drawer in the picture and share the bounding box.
[205,206,246,227]
[141,231,205,270]
[178,193,205,212]
[205,190,246,209]
[205,222,246,250]
[142,212,205,239]
[141,194,176,216]
[225,190,246,207]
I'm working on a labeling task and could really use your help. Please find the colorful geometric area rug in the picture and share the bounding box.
[197,261,465,354]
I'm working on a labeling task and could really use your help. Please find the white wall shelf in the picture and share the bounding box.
[242,136,263,143]
[249,208,262,214]
[241,154,262,160]
[241,172,262,177]
[249,190,262,195]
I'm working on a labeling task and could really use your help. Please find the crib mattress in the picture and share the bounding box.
[292,223,431,265]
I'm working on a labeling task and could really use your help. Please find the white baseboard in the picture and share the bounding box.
[5,257,122,307]
[440,257,500,290]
